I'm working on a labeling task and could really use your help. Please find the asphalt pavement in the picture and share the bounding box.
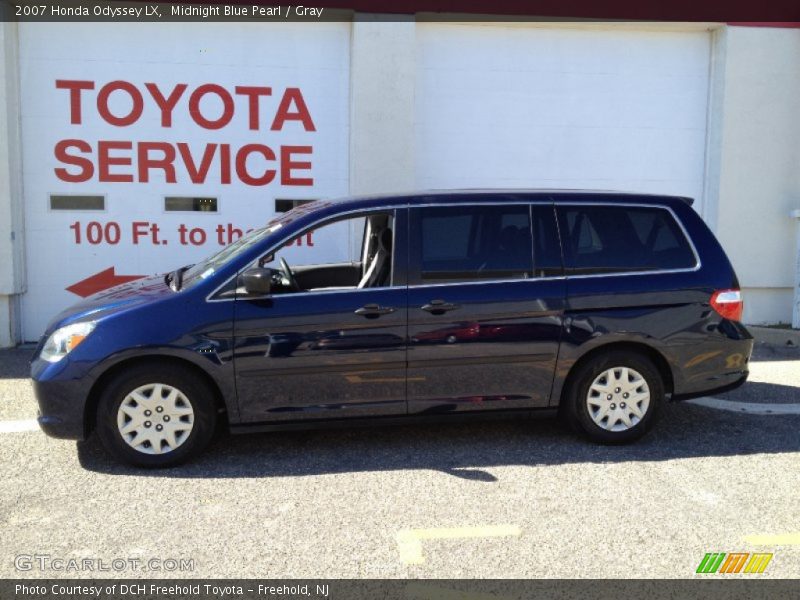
[0,343,798,579]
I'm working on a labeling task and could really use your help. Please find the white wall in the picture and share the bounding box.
[708,26,800,324]
[0,22,25,346]
[349,15,416,195]
[415,23,711,209]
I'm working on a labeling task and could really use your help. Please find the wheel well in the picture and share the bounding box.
[84,356,227,436]
[560,342,674,405]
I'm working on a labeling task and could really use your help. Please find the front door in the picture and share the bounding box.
[233,209,408,423]
[406,202,565,413]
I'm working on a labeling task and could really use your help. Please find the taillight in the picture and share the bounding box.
[710,289,743,321]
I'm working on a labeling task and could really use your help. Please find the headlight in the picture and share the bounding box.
[40,321,97,363]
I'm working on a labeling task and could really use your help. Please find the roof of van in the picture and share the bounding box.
[330,189,695,206]
[270,190,695,228]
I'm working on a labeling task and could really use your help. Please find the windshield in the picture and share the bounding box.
[180,225,277,289]
[178,200,335,289]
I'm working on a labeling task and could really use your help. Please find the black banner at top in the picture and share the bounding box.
[2,0,800,22]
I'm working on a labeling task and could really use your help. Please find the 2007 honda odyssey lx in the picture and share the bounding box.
[31,191,753,467]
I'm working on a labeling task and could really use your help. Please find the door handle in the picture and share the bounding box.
[354,304,396,318]
[421,299,460,315]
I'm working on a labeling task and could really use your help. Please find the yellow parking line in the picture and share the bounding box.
[745,533,800,545]
[396,525,521,565]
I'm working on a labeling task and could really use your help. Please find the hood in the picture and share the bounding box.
[44,274,175,335]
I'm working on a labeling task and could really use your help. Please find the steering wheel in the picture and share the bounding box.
[279,257,301,292]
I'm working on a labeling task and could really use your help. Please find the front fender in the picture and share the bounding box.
[86,343,239,424]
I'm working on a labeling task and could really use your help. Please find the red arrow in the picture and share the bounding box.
[66,267,145,298]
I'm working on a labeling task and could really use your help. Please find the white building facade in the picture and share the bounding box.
[0,17,798,345]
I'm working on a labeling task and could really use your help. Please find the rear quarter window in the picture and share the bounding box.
[556,205,697,275]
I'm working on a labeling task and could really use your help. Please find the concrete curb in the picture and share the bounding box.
[747,325,800,347]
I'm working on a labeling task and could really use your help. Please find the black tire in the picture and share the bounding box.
[95,363,217,467]
[562,350,663,444]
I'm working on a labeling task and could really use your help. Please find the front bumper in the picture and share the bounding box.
[31,359,92,441]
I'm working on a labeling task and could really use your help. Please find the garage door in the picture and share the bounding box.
[18,21,350,340]
[415,24,710,204]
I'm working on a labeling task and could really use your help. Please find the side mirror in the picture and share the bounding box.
[241,267,273,296]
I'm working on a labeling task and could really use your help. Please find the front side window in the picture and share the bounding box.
[411,204,535,284]
[557,204,697,275]
[262,211,396,294]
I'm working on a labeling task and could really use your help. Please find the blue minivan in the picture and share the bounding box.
[31,191,753,467]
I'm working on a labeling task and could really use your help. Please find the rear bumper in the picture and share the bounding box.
[671,370,748,402]
[670,329,753,401]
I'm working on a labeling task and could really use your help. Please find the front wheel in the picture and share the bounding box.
[563,351,664,444]
[95,364,217,467]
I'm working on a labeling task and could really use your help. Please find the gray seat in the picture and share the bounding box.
[358,227,392,288]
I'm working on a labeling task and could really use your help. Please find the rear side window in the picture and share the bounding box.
[412,205,534,284]
[557,205,697,275]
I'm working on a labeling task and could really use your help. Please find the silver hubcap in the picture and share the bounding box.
[117,383,194,454]
[586,367,650,432]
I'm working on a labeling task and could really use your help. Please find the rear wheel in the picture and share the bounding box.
[563,351,663,443]
[95,364,216,467]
